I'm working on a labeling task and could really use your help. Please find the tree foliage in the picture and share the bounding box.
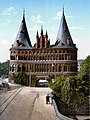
[51,76,66,98]
[0,60,9,77]
[51,56,90,108]
[11,72,29,86]
[78,55,90,95]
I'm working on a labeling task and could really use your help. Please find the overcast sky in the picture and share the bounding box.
[0,0,90,62]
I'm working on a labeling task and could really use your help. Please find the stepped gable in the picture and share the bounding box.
[12,10,32,49]
[35,26,50,48]
[53,8,76,49]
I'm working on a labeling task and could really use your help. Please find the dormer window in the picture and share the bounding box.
[16,40,20,47]
[61,43,65,46]
[16,40,19,43]
[25,51,27,54]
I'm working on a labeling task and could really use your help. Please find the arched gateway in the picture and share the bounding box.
[9,9,78,86]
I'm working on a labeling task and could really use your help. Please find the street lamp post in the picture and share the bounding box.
[29,71,31,87]
[52,61,56,80]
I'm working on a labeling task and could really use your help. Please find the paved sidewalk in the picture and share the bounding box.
[76,115,90,120]
[30,91,56,120]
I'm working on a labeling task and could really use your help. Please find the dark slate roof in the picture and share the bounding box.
[53,8,77,49]
[12,11,32,49]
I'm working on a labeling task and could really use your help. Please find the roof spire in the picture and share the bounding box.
[36,30,39,38]
[46,30,48,38]
[54,7,76,48]
[41,25,43,35]
[22,8,25,22]
[62,5,64,16]
[13,9,32,48]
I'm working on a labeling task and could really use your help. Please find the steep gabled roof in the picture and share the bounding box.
[53,8,76,49]
[13,10,32,49]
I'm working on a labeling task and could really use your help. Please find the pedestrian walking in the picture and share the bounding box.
[46,94,50,104]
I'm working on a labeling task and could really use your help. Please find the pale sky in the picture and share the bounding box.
[0,0,90,62]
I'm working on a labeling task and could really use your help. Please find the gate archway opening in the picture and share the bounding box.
[36,79,49,87]
[35,76,49,87]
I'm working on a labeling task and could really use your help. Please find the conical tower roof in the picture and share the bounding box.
[13,10,32,49]
[53,8,76,48]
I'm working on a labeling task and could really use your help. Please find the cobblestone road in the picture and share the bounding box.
[0,87,57,120]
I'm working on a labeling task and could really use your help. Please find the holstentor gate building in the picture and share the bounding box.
[9,9,78,85]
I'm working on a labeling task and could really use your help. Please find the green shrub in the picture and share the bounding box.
[11,72,29,86]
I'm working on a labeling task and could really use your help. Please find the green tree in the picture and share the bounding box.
[51,76,66,98]
[31,75,37,86]
[0,60,9,77]
[78,55,90,96]
[51,56,89,108]
[64,76,85,107]
[11,72,29,86]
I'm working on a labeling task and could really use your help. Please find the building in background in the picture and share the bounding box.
[9,9,78,85]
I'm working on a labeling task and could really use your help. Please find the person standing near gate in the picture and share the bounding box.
[46,94,50,104]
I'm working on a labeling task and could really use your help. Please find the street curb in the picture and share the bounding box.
[53,99,74,120]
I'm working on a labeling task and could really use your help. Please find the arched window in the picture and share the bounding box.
[25,51,27,54]
[33,56,35,60]
[29,56,31,60]
[9,66,12,71]
[59,55,61,60]
[12,64,15,72]
[62,55,64,60]
[18,56,20,60]
[39,56,41,60]
[65,55,67,60]
[26,65,28,72]
[22,65,25,71]
[64,66,67,71]
[10,56,15,60]
[42,56,44,60]
[59,65,62,72]
[17,65,21,72]
[56,55,58,60]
